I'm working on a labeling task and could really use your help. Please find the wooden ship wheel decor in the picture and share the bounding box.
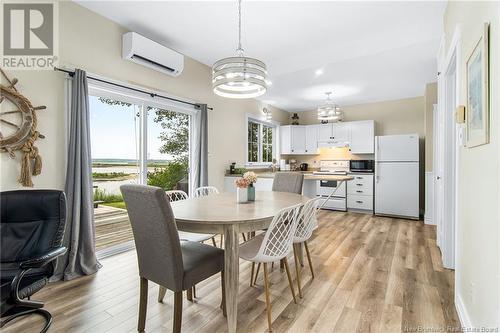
[0,68,45,187]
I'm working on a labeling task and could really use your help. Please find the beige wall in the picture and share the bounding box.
[424,82,437,171]
[0,1,289,192]
[285,96,426,210]
[444,1,500,328]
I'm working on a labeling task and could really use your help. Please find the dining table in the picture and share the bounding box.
[170,191,310,333]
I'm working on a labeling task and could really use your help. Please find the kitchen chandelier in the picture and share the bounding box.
[212,0,268,99]
[317,92,343,122]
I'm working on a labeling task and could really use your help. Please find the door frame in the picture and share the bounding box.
[436,27,462,270]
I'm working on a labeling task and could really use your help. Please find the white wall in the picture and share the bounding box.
[443,1,500,328]
[0,1,289,192]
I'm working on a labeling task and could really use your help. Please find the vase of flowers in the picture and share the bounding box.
[235,177,249,203]
[243,171,258,201]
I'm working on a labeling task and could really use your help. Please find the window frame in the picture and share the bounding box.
[88,79,196,189]
[245,113,280,167]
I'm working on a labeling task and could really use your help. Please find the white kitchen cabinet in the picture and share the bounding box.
[317,122,350,144]
[347,173,374,212]
[280,125,318,155]
[318,124,333,142]
[305,125,318,154]
[224,177,273,192]
[280,125,292,154]
[333,122,350,144]
[291,126,306,154]
[349,120,374,154]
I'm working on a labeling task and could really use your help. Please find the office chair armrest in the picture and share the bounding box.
[19,247,67,269]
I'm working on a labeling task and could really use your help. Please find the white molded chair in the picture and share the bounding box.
[193,186,219,197]
[239,203,302,332]
[292,197,320,298]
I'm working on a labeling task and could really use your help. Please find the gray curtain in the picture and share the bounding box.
[193,104,208,189]
[53,69,101,281]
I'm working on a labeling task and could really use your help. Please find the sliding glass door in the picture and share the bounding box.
[89,87,193,257]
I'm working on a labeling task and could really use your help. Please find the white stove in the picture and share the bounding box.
[314,160,349,211]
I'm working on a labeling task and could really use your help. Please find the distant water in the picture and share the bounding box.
[92,159,169,194]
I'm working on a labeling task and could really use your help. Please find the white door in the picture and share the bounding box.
[317,124,332,141]
[350,120,375,153]
[305,125,318,154]
[375,162,419,218]
[376,134,419,162]
[291,126,306,154]
[332,122,350,144]
[434,105,444,249]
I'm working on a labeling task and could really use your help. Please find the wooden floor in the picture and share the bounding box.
[94,205,133,251]
[4,211,460,333]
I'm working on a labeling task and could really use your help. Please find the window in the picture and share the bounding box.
[247,116,276,165]
[88,83,194,258]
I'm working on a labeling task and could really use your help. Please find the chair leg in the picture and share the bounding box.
[253,263,261,285]
[221,271,227,317]
[293,245,303,298]
[282,258,297,304]
[138,277,148,332]
[250,262,255,287]
[173,291,183,333]
[263,263,273,332]
[280,259,285,271]
[192,285,196,298]
[220,234,224,248]
[211,237,217,247]
[304,241,315,279]
[158,286,167,303]
[186,288,193,302]
[242,233,247,242]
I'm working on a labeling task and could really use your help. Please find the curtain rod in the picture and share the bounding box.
[53,67,213,110]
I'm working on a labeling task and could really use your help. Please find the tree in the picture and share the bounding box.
[97,98,189,191]
[97,98,189,164]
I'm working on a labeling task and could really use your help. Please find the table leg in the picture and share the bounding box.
[224,224,239,333]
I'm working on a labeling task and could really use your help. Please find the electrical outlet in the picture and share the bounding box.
[469,281,476,305]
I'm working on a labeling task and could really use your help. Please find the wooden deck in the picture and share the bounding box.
[4,210,460,333]
[94,205,133,251]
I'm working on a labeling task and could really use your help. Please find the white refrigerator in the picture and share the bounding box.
[375,134,419,219]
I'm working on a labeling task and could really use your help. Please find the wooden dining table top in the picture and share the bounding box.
[170,191,310,225]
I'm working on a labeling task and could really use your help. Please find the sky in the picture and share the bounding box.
[89,95,180,160]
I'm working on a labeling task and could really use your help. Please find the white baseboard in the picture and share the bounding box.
[455,292,473,329]
[425,171,435,225]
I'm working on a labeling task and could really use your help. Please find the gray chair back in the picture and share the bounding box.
[120,184,183,291]
[272,172,304,194]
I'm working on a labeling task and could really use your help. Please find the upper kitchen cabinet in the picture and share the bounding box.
[349,120,374,154]
[318,122,350,145]
[280,125,318,155]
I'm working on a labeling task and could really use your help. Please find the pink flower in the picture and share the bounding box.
[243,171,258,184]
[235,177,250,188]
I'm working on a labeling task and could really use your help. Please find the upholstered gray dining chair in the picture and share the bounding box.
[120,185,225,333]
[272,172,304,194]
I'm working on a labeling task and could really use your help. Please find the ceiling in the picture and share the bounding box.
[77,1,446,112]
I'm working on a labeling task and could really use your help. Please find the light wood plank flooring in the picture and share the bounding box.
[4,211,460,333]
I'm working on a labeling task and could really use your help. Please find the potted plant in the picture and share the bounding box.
[243,171,258,201]
[235,177,249,203]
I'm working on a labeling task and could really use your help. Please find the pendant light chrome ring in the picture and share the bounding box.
[212,56,268,98]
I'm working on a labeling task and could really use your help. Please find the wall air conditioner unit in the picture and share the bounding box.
[122,32,184,76]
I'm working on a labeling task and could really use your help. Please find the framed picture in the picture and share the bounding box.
[466,22,489,148]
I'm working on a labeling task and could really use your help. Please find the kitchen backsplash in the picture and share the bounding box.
[281,147,374,169]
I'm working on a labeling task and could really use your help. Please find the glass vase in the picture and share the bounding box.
[247,185,255,201]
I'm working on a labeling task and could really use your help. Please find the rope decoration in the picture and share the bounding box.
[0,68,45,187]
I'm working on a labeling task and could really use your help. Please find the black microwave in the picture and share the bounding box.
[350,160,374,173]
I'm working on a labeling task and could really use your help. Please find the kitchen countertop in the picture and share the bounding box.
[225,171,353,181]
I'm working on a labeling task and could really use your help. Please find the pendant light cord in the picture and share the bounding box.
[237,0,244,55]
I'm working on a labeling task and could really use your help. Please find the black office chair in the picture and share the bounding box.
[0,190,67,333]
